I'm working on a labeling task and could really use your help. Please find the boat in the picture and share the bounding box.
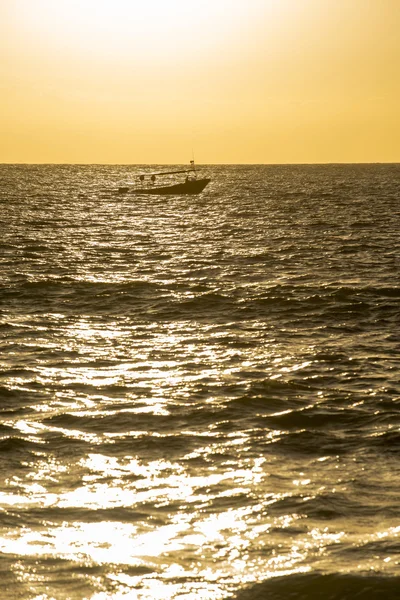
[117,161,210,195]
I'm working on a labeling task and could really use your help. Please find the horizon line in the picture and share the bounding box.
[1,161,400,166]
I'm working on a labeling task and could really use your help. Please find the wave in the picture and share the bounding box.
[232,572,400,600]
[261,406,383,431]
[0,436,43,454]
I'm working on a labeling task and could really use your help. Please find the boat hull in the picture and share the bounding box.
[118,178,210,196]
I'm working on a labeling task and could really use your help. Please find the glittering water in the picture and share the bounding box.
[0,164,399,599]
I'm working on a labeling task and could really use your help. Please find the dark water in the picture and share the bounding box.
[0,164,399,599]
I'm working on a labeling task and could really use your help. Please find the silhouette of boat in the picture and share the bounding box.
[117,161,210,195]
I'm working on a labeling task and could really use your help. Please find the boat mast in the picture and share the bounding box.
[190,149,196,177]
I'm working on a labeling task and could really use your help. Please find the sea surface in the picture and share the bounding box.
[0,164,399,599]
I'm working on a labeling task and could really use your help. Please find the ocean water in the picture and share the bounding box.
[0,164,399,599]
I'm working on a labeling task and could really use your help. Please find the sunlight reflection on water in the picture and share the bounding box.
[2,165,400,598]
[0,431,348,600]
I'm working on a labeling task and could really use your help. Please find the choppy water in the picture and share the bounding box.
[0,164,399,599]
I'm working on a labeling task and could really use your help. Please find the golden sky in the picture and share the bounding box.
[1,0,399,163]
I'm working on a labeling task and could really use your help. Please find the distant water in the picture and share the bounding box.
[0,164,399,599]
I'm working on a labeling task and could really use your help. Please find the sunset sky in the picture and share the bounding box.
[1,0,399,164]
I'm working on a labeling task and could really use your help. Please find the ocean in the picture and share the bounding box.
[0,164,399,599]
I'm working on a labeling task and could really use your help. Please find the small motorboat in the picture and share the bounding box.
[117,161,210,195]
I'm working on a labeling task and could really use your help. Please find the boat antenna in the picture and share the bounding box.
[190,149,196,175]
